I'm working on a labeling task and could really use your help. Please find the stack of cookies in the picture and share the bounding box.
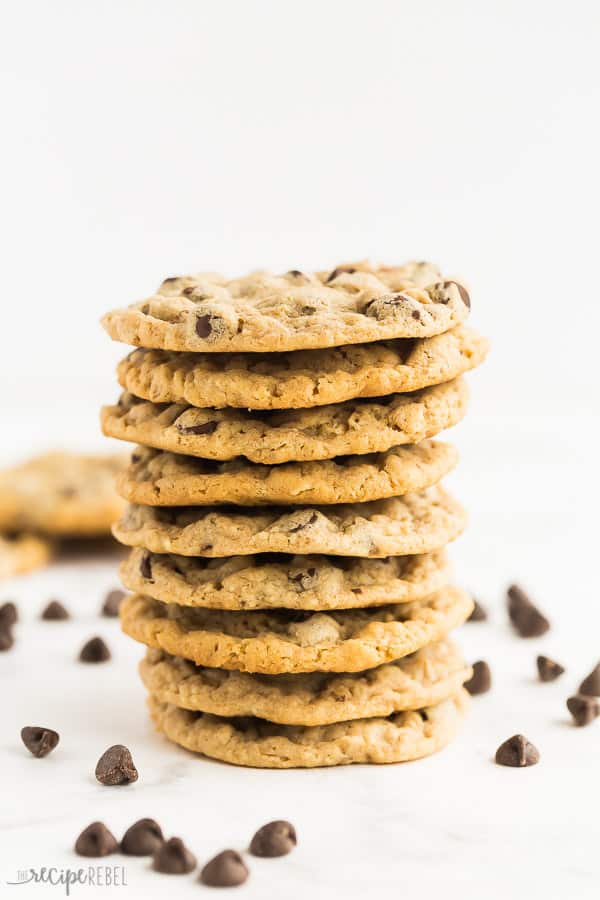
[101,261,488,768]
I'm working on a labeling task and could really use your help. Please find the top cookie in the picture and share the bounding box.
[116,325,488,410]
[0,452,126,536]
[102,261,471,353]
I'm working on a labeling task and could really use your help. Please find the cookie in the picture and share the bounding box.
[113,487,466,559]
[120,548,451,611]
[120,587,473,674]
[101,378,468,464]
[102,262,471,354]
[116,325,488,410]
[0,453,126,536]
[117,441,458,507]
[147,689,469,767]
[139,639,471,726]
[0,533,54,578]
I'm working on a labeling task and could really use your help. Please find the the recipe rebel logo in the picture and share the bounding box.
[6,866,128,895]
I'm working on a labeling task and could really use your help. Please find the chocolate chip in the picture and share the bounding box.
[536,655,565,682]
[176,420,218,436]
[578,661,600,696]
[495,734,540,767]
[21,726,60,758]
[325,266,356,283]
[79,636,111,663]
[464,661,491,695]
[102,589,126,617]
[139,550,153,581]
[200,850,248,887]
[287,269,304,277]
[95,744,138,785]
[411,309,421,320]
[153,837,196,874]
[567,694,600,727]
[467,599,487,622]
[249,820,297,857]
[75,822,119,857]
[161,276,180,285]
[41,600,70,620]
[443,280,470,308]
[288,512,318,533]
[195,315,213,338]
[507,584,550,637]
[121,818,164,855]
[0,601,17,627]
[0,629,14,651]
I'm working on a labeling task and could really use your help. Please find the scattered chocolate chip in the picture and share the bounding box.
[153,837,196,874]
[176,420,218,436]
[249,820,297,857]
[468,599,488,622]
[0,601,17,627]
[464,661,491,695]
[121,818,164,855]
[567,694,600,727]
[495,734,540,767]
[41,600,70,620]
[102,589,126,617]
[21,726,60,758]
[287,512,318,533]
[95,744,138,785]
[195,315,213,338]
[507,584,550,637]
[79,636,111,663]
[325,266,356,283]
[578,661,600,696]
[443,280,470,308]
[536,655,565,682]
[0,629,14,651]
[75,822,119,857]
[200,850,248,887]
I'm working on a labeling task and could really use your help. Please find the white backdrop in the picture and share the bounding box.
[1,3,600,899]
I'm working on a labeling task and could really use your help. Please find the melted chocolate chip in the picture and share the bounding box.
[21,725,60,758]
[495,734,540,767]
[287,270,304,277]
[153,837,197,874]
[195,315,213,338]
[41,600,70,620]
[95,744,138,785]
[121,818,164,855]
[75,822,119,857]
[507,584,550,637]
[326,266,356,283]
[536,655,565,682]
[249,820,297,857]
[287,512,318,533]
[200,850,248,887]
[176,420,218,436]
[79,636,111,663]
[140,551,153,581]
[443,280,471,308]
[464,661,491,695]
[567,694,599,727]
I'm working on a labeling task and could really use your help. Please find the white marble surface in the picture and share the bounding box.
[1,409,599,900]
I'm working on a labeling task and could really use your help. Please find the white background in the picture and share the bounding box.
[1,2,599,898]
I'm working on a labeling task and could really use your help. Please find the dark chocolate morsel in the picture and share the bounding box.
[21,725,60,758]
[495,734,539,767]
[153,837,197,874]
[75,822,119,857]
[95,744,138,785]
[200,849,248,887]
[249,820,297,857]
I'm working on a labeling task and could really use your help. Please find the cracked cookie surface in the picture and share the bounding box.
[113,487,466,558]
[120,586,473,674]
[120,547,451,611]
[118,441,458,507]
[147,689,469,767]
[0,452,126,536]
[140,639,471,725]
[116,325,487,410]
[102,378,467,464]
[0,533,54,578]
[102,261,471,354]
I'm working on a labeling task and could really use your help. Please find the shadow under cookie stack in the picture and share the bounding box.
[101,261,489,768]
